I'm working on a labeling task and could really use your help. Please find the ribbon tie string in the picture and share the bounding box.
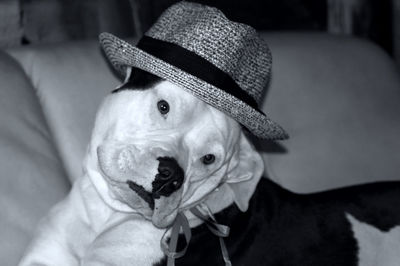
[160,203,232,266]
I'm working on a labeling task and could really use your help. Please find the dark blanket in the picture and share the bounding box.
[157,177,400,266]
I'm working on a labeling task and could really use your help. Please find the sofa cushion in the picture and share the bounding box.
[260,33,400,192]
[0,51,70,266]
[8,41,121,182]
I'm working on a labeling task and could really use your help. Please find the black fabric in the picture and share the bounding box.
[155,178,400,266]
[136,36,262,113]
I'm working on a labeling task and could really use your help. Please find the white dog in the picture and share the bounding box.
[19,79,264,266]
[20,2,290,264]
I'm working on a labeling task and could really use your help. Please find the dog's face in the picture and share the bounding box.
[86,80,263,228]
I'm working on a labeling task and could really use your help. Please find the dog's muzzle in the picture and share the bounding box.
[126,156,184,228]
[153,157,184,198]
[126,157,184,209]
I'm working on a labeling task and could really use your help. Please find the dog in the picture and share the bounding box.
[20,2,400,265]
[20,68,400,266]
[19,67,265,266]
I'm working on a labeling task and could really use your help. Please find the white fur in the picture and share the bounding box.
[347,213,400,266]
[19,81,264,265]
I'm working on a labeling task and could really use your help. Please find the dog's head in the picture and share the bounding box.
[85,69,264,228]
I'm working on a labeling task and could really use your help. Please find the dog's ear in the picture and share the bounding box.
[225,132,264,211]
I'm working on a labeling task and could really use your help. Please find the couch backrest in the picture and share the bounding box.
[261,33,400,192]
[7,33,400,192]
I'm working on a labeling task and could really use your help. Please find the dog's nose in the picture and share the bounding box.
[152,157,184,199]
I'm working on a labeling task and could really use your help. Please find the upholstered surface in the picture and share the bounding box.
[0,51,70,266]
[261,33,400,192]
[8,41,120,182]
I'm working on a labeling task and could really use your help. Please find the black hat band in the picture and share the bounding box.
[136,36,261,112]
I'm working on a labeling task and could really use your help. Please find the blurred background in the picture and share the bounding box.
[0,0,398,64]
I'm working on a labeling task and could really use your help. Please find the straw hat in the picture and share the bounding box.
[100,1,288,139]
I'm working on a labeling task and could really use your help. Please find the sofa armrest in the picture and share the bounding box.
[7,40,122,182]
[0,50,70,266]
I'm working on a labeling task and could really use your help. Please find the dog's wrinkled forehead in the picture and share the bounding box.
[98,80,240,144]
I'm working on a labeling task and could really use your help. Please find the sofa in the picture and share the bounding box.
[1,32,399,265]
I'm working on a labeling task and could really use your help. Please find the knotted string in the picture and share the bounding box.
[160,213,192,266]
[160,203,232,266]
[190,203,232,266]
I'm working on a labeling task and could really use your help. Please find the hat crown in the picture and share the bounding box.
[145,1,272,103]
[99,1,288,139]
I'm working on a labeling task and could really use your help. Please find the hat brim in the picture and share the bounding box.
[100,32,288,140]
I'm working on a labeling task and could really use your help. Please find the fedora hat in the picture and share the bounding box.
[100,1,288,140]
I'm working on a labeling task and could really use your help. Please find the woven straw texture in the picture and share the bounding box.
[100,1,288,140]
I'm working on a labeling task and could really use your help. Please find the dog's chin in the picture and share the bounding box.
[151,206,179,228]
[137,205,178,229]
[151,189,183,229]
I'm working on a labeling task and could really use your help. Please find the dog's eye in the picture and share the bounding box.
[202,154,215,165]
[157,100,169,115]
